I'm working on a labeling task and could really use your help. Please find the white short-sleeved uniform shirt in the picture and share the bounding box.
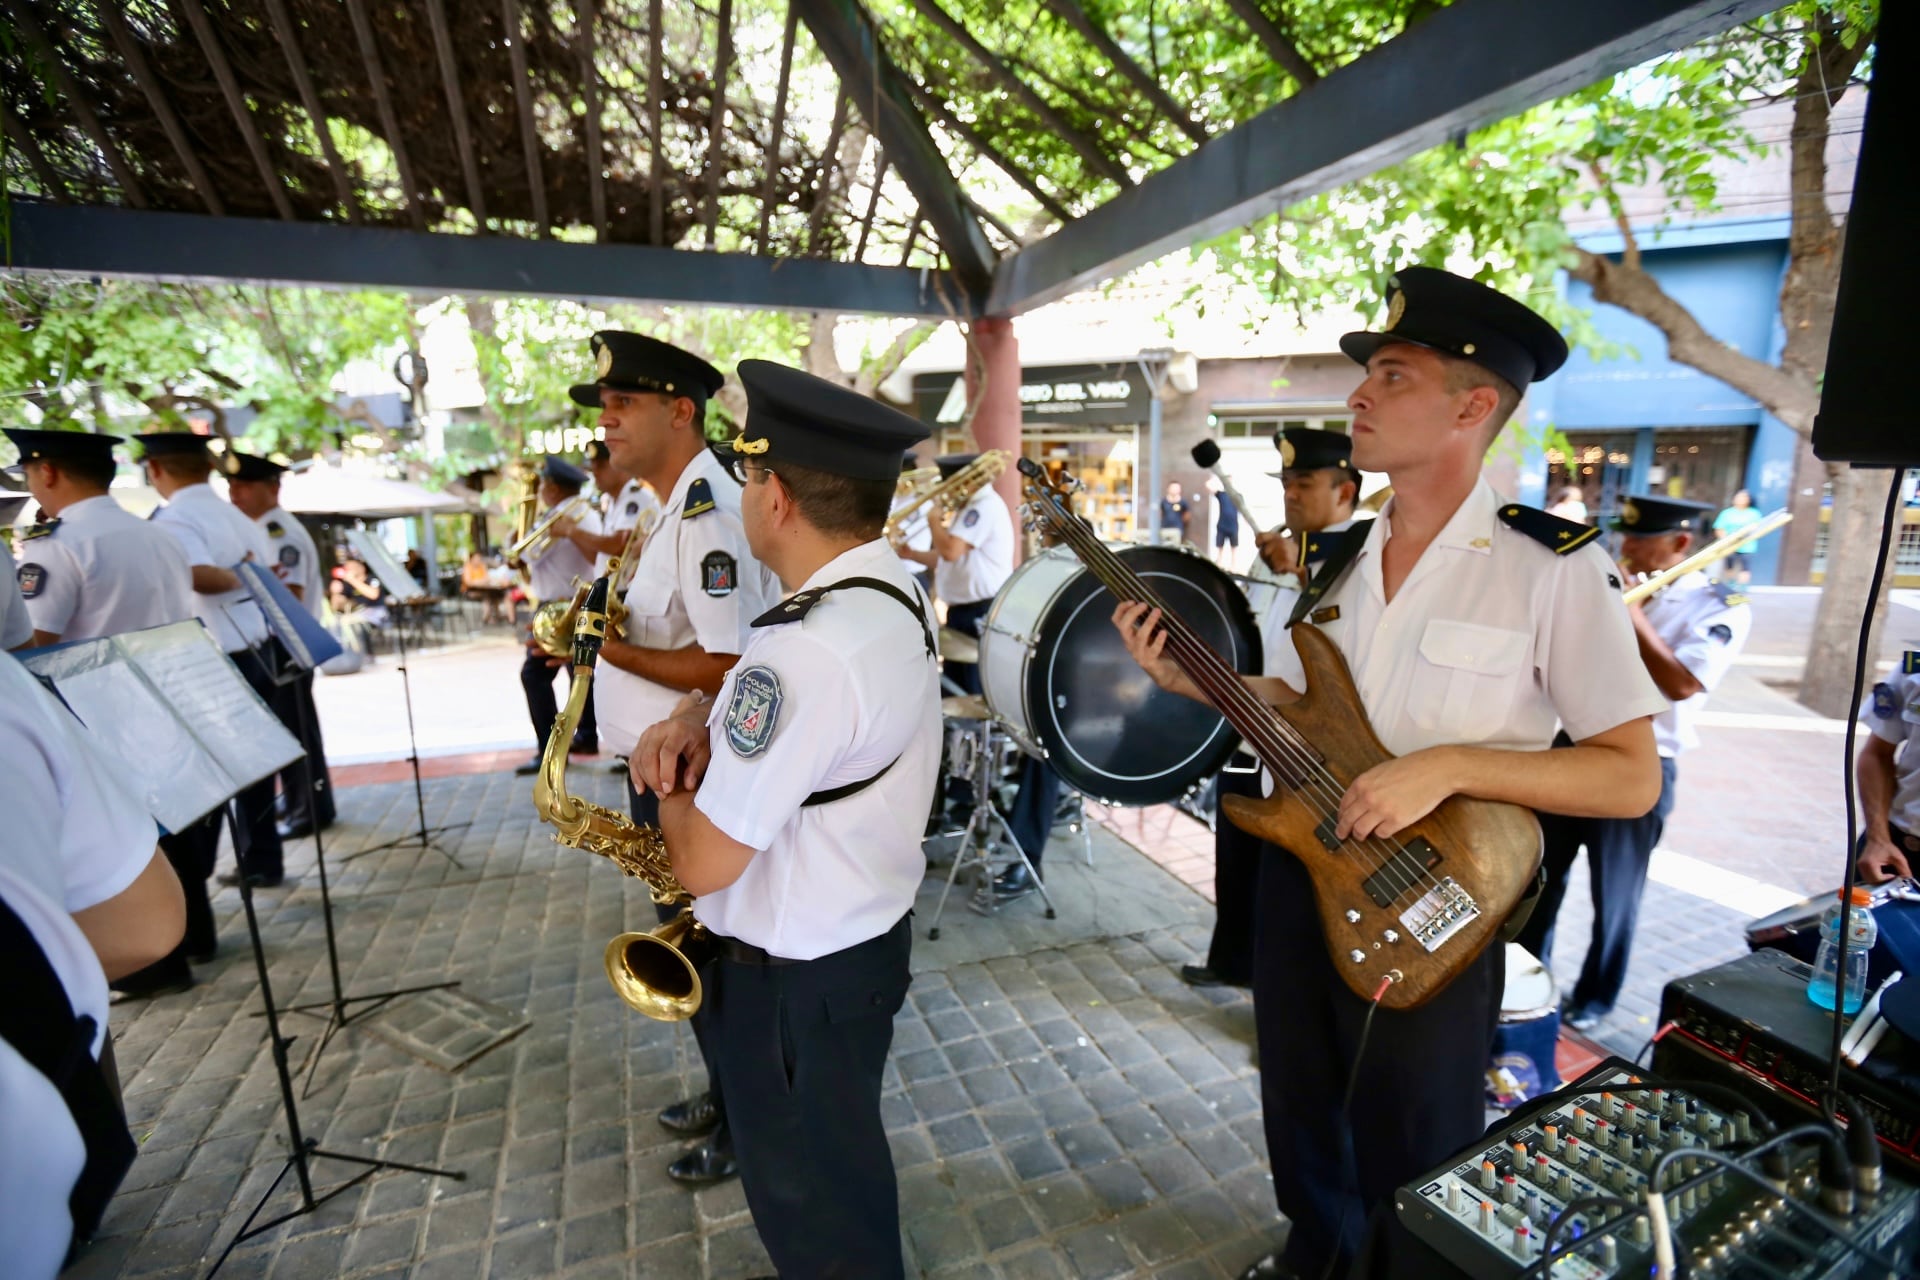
[1,548,30,649]
[151,482,272,653]
[595,449,780,756]
[1640,571,1750,758]
[1866,662,1920,835]
[0,653,162,1277]
[1252,517,1361,676]
[526,503,600,604]
[888,493,933,557]
[594,478,661,579]
[14,496,196,643]
[1265,481,1668,757]
[256,505,324,621]
[934,485,1015,606]
[693,540,941,959]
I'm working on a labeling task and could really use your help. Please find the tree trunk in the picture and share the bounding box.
[1801,465,1904,719]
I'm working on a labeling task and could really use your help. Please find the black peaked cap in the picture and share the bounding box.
[734,360,930,482]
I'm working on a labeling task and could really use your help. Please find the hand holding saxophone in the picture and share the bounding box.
[632,714,711,797]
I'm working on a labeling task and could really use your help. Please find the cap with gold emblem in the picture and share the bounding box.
[1609,493,1713,535]
[1269,426,1353,479]
[569,330,725,409]
[131,431,240,474]
[4,427,121,467]
[228,452,289,483]
[732,360,929,482]
[1339,266,1569,393]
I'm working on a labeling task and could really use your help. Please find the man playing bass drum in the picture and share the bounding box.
[1113,267,1667,1280]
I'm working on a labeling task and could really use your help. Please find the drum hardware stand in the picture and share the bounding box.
[340,623,468,867]
[212,797,464,1276]
[259,641,458,1097]
[926,717,1058,940]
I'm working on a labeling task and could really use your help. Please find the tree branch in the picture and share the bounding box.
[1568,247,1819,435]
[1587,158,1639,271]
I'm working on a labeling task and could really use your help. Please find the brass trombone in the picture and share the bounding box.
[507,493,592,571]
[885,450,1011,550]
[531,571,708,1021]
[1621,508,1792,605]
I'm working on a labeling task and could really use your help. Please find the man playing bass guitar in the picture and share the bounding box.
[1113,267,1667,1280]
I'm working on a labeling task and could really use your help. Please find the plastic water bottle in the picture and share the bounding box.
[1807,887,1877,1015]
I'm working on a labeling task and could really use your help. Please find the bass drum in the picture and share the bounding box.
[978,544,1261,806]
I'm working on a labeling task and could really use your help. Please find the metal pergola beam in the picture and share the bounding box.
[792,0,996,293]
[989,0,1780,315]
[3,204,976,321]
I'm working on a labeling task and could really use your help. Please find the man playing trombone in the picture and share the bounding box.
[514,455,601,776]
[1515,494,1752,1031]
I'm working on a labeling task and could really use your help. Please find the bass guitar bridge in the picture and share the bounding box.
[1399,878,1480,953]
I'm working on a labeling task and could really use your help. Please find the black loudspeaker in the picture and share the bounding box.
[1811,4,1913,466]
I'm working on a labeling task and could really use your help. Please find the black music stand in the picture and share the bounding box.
[338,622,469,867]
[211,796,464,1275]
[241,619,459,1096]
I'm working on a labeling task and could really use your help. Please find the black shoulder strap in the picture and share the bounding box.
[803,754,899,807]
[752,575,935,657]
[0,897,135,1260]
[1287,524,1370,628]
[1495,503,1603,555]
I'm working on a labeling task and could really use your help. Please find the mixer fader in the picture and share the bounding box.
[1394,1058,1919,1278]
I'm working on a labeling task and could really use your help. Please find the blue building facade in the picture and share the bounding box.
[1518,216,1801,585]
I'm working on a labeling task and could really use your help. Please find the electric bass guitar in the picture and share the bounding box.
[1019,460,1540,1009]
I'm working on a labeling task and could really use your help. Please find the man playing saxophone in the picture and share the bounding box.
[572,330,780,1189]
[633,360,939,1279]
[514,456,602,777]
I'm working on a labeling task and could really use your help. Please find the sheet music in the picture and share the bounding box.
[236,559,343,672]
[52,660,232,829]
[116,624,303,786]
[345,527,425,601]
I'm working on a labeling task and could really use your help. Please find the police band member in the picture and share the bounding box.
[1516,495,1750,1031]
[1182,426,1361,990]
[1114,267,1667,1280]
[633,359,938,1279]
[561,437,661,581]
[576,330,780,1188]
[139,432,292,893]
[1855,657,1920,885]
[5,429,209,998]
[897,457,1061,905]
[227,453,335,840]
[513,455,603,777]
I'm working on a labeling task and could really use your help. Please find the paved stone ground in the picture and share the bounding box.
[70,768,1273,1279]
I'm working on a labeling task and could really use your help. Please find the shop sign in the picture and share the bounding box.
[912,362,1151,428]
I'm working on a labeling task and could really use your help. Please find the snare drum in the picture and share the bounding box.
[977,544,1260,806]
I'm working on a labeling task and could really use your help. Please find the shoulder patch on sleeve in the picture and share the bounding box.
[626,500,639,516]
[1496,504,1601,555]
[1706,623,1733,644]
[723,665,783,757]
[1874,681,1898,719]
[962,507,981,529]
[278,544,301,569]
[683,477,716,520]
[701,550,737,597]
[16,562,46,598]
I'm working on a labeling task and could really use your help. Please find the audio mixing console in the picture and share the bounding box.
[1394,1058,1919,1278]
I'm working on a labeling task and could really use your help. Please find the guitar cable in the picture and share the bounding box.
[1318,974,1397,1280]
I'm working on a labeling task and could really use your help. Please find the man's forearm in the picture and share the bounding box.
[569,527,628,558]
[1440,732,1659,819]
[599,638,737,696]
[1860,747,1898,840]
[1632,609,1704,701]
[898,545,938,568]
[192,564,240,594]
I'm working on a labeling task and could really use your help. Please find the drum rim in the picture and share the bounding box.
[999,543,1260,805]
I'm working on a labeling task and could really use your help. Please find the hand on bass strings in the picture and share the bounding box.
[633,713,712,798]
[1111,601,1202,703]
[1857,834,1913,886]
[1336,747,1460,842]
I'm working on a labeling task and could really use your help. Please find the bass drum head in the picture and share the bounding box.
[1027,545,1260,806]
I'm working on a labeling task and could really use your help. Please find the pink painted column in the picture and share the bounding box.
[965,317,1024,561]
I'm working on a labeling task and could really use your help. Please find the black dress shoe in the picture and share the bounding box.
[969,862,1039,914]
[111,972,195,1002]
[513,756,542,776]
[1181,964,1227,988]
[187,944,218,964]
[667,1141,738,1186]
[658,1093,720,1137]
[217,869,285,889]
[276,817,314,841]
[569,738,600,756]
[1238,1253,1305,1280]
[1564,1004,1606,1032]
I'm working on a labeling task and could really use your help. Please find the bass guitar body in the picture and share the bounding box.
[1220,624,1542,1011]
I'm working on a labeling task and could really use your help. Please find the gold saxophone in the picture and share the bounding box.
[884,450,1011,550]
[531,569,708,1021]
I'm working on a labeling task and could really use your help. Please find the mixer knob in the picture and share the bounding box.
[1349,949,1366,964]
[1621,1102,1639,1131]
[1651,1089,1667,1111]
[1733,1112,1753,1143]
[1633,1218,1652,1245]
[1346,909,1362,923]
[1574,1107,1593,1137]
[1501,1174,1519,1205]
[1601,1091,1618,1119]
[1511,1222,1532,1258]
[1446,1180,1462,1212]
[1478,1200,1495,1234]
[1610,1166,1630,1193]
[1600,1236,1618,1267]
[1512,1141,1529,1166]
[1481,1160,1497,1191]
[1555,1170,1572,1199]
[1541,1124,1560,1154]
[1534,1154,1551,1186]
[1648,1115,1663,1142]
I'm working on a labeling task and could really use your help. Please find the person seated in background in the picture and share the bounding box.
[404,547,431,591]
[329,557,387,656]
[462,550,509,624]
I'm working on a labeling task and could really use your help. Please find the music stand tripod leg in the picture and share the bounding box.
[337,625,468,867]
[927,795,998,940]
[977,807,1059,921]
[211,800,465,1277]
